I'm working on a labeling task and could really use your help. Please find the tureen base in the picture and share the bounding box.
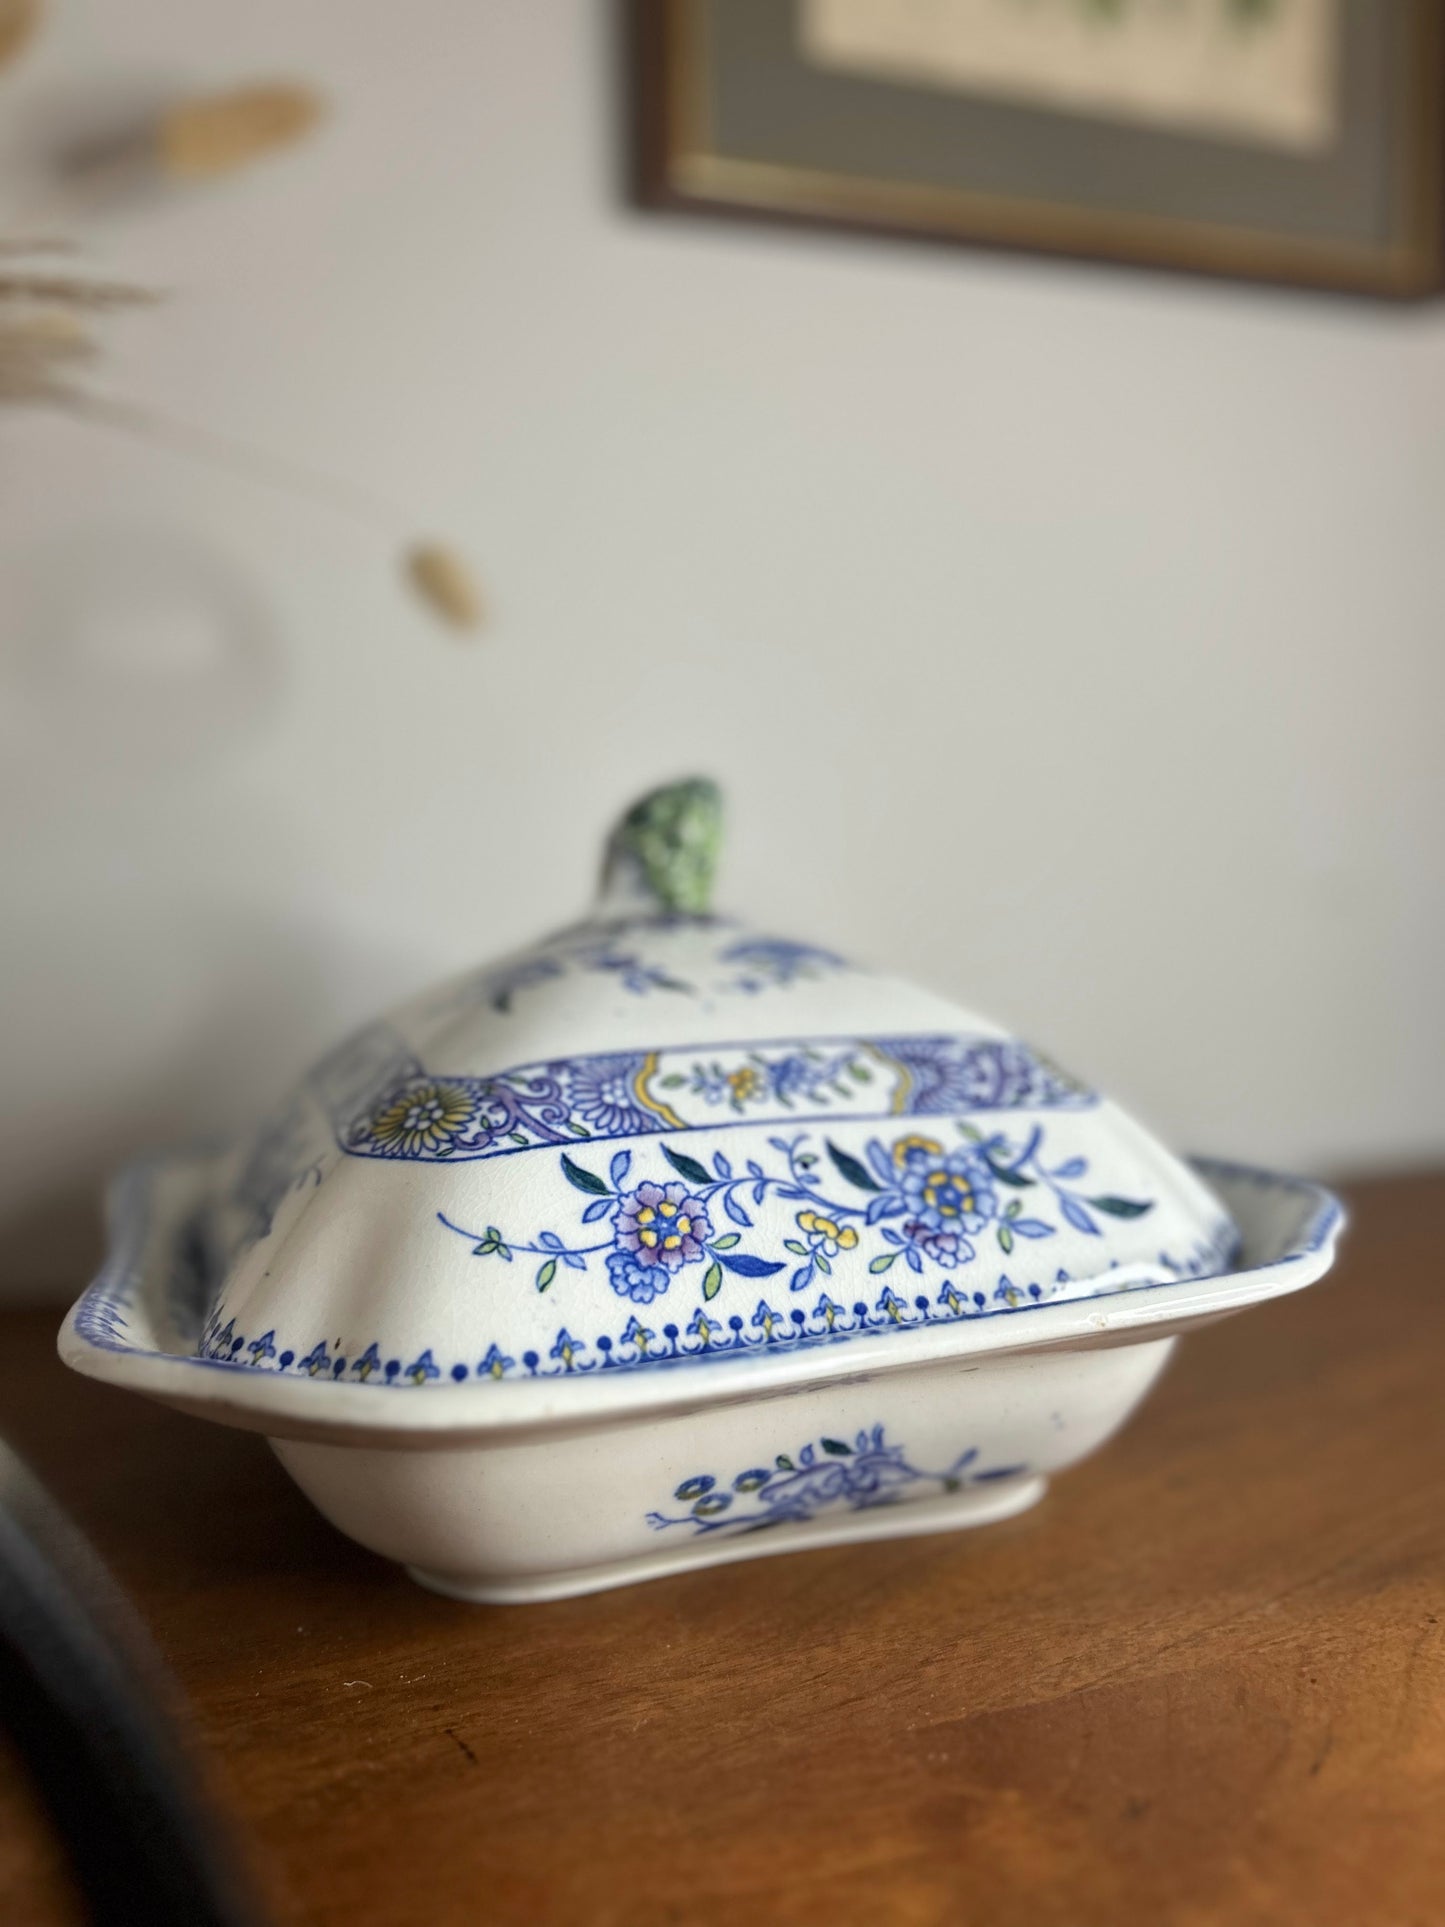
[269,1334,1174,1605]
[405,1472,1049,1605]
[61,1151,1342,1610]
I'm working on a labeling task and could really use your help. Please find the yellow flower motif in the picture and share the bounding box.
[727,1064,764,1105]
[796,1210,859,1258]
[893,1133,943,1167]
[922,1167,981,1221]
[367,1080,475,1157]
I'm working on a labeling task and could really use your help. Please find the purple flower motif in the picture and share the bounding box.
[900,1220,970,1269]
[615,1181,713,1274]
[899,1145,997,1236]
[563,1053,655,1137]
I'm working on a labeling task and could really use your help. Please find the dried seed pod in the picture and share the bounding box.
[157,83,323,181]
[406,543,485,632]
[0,0,40,74]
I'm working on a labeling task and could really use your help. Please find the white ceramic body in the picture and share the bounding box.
[274,1335,1172,1601]
[60,1153,1340,1603]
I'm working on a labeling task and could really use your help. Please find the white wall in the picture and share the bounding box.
[3,0,1443,1297]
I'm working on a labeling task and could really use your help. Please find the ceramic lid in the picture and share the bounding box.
[192,779,1237,1391]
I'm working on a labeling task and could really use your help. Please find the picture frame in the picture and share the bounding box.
[631,0,1445,297]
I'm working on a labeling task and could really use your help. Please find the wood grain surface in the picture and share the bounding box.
[1,1172,1442,1927]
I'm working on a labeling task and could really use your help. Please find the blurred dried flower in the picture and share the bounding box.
[0,0,39,73]
[0,244,151,404]
[406,543,485,632]
[46,80,325,217]
[157,83,324,181]
[0,307,92,402]
[1,101,484,639]
[0,271,156,309]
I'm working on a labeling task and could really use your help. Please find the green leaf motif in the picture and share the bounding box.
[561,1153,610,1196]
[987,1160,1034,1189]
[776,1455,795,1471]
[821,1438,853,1457]
[869,1252,897,1273]
[1090,1195,1153,1218]
[536,1258,557,1291]
[702,1262,722,1301]
[826,1139,881,1193]
[710,1233,740,1250]
[997,1224,1015,1254]
[661,1143,711,1187]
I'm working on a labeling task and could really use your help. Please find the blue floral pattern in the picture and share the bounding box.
[717,937,847,994]
[438,919,848,1014]
[646,1425,1028,1535]
[437,1121,1150,1302]
[885,1034,1082,1114]
[324,1031,1094,1165]
[82,1155,1320,1393]
[194,1200,1242,1386]
[190,1047,1247,1389]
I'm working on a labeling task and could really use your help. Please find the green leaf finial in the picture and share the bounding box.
[599,777,723,916]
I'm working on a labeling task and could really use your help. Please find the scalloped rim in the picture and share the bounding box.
[57,1153,1343,1445]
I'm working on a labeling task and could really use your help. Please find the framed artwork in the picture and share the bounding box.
[632,0,1445,296]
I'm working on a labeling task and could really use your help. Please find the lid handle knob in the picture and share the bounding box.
[598,777,722,916]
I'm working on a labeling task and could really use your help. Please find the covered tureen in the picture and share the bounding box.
[61,780,1341,1601]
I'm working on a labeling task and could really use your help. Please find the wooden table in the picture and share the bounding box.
[2,1172,1443,1927]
